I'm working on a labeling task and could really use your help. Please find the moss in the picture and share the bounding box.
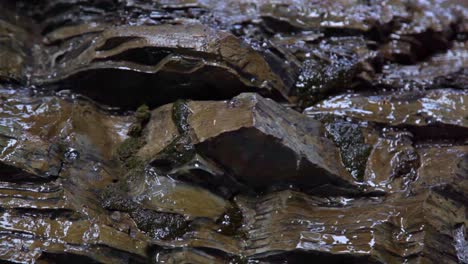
[127,123,143,138]
[296,57,357,108]
[126,104,151,137]
[116,137,146,167]
[124,164,146,189]
[130,208,189,240]
[135,104,150,123]
[216,202,246,239]
[100,185,138,212]
[325,121,371,181]
[150,99,195,172]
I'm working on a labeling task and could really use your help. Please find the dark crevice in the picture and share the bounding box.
[252,250,380,264]
[44,67,254,109]
[0,163,58,183]
[96,36,143,51]
[37,252,101,264]
[92,47,172,65]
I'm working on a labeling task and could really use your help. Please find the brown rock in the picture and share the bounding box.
[140,93,356,193]
[304,89,468,140]
[237,190,465,263]
[34,23,289,108]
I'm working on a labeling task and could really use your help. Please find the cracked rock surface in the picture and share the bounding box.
[0,0,467,263]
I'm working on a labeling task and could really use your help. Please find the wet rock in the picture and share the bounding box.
[0,13,30,83]
[0,209,149,263]
[433,67,468,90]
[454,225,468,264]
[202,0,463,36]
[413,145,468,202]
[291,36,379,107]
[34,23,289,108]
[304,89,468,140]
[237,189,465,263]
[363,129,420,193]
[139,93,356,193]
[0,179,73,211]
[0,0,467,263]
[377,41,468,90]
[0,86,153,262]
[150,248,227,264]
[0,86,134,216]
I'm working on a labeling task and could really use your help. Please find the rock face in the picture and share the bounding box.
[304,89,468,139]
[0,0,467,263]
[34,23,289,108]
[238,190,465,263]
[138,93,356,194]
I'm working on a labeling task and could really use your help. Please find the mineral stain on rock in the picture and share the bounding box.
[0,0,467,263]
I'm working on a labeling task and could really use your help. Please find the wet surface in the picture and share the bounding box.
[0,0,467,263]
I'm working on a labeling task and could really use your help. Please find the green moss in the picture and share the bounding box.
[216,202,246,239]
[100,185,138,212]
[130,208,189,240]
[116,137,146,169]
[126,104,151,137]
[127,123,143,138]
[135,104,151,124]
[150,99,195,172]
[296,57,357,108]
[325,121,371,181]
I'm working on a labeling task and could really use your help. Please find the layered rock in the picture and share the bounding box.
[0,0,466,263]
[135,93,357,194]
[238,189,466,264]
[0,87,152,263]
[0,8,31,83]
[377,42,468,90]
[33,23,290,108]
[304,89,468,139]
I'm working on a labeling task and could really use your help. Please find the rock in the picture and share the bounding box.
[362,129,420,193]
[0,209,149,263]
[204,0,462,35]
[0,86,153,262]
[237,189,466,263]
[103,167,229,221]
[0,179,73,211]
[377,41,468,89]
[292,36,379,107]
[413,145,468,202]
[304,89,468,140]
[138,93,356,194]
[0,0,467,263]
[0,10,30,83]
[33,23,289,108]
[150,248,227,264]
[0,86,130,187]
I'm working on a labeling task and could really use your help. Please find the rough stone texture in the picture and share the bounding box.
[0,0,467,263]
[304,89,468,140]
[33,23,289,108]
[238,190,466,263]
[137,93,357,194]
